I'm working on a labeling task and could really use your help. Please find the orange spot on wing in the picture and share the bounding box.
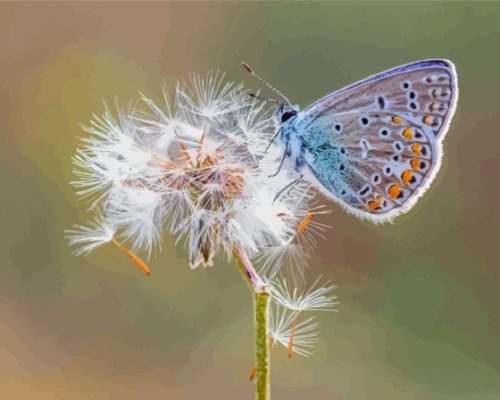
[296,213,313,234]
[368,195,384,210]
[392,116,403,125]
[411,143,422,156]
[401,170,413,185]
[403,127,414,140]
[388,184,401,199]
[111,239,152,276]
[410,159,420,170]
[423,115,432,125]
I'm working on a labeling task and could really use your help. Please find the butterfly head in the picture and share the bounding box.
[241,62,299,126]
[276,103,300,126]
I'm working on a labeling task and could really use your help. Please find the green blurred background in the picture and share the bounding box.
[1,2,499,399]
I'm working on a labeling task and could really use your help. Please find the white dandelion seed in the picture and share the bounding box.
[71,106,153,209]
[270,277,338,313]
[268,302,320,357]
[106,186,164,257]
[65,217,115,256]
[177,70,245,122]
[255,242,309,281]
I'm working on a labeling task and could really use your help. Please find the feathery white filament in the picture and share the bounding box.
[271,277,338,312]
[65,217,115,256]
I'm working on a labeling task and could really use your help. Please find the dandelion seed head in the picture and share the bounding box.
[68,71,326,273]
[67,70,339,359]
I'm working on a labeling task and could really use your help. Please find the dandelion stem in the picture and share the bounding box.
[233,246,270,400]
[233,245,267,293]
[255,291,270,400]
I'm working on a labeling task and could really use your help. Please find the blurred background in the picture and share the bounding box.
[1,2,499,399]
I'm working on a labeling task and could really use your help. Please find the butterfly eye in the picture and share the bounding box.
[281,111,296,123]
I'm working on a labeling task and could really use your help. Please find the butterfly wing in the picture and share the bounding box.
[298,59,458,223]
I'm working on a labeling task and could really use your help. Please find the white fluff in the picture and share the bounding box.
[66,71,337,357]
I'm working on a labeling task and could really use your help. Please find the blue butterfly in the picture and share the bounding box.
[244,60,458,223]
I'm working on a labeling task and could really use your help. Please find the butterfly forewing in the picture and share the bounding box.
[299,60,458,222]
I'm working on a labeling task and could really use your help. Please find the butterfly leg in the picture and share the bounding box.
[272,174,303,203]
[268,142,290,178]
[265,127,282,153]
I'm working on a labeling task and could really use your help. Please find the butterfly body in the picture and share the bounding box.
[275,59,458,223]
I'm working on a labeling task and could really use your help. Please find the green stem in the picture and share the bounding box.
[255,291,270,400]
[233,246,270,400]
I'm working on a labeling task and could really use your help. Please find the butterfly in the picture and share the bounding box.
[243,60,458,223]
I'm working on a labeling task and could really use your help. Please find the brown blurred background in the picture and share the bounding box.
[0,2,499,399]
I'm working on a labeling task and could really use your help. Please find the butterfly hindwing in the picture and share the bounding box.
[298,60,458,222]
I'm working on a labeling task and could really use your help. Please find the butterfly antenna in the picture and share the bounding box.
[249,92,282,105]
[242,62,292,106]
